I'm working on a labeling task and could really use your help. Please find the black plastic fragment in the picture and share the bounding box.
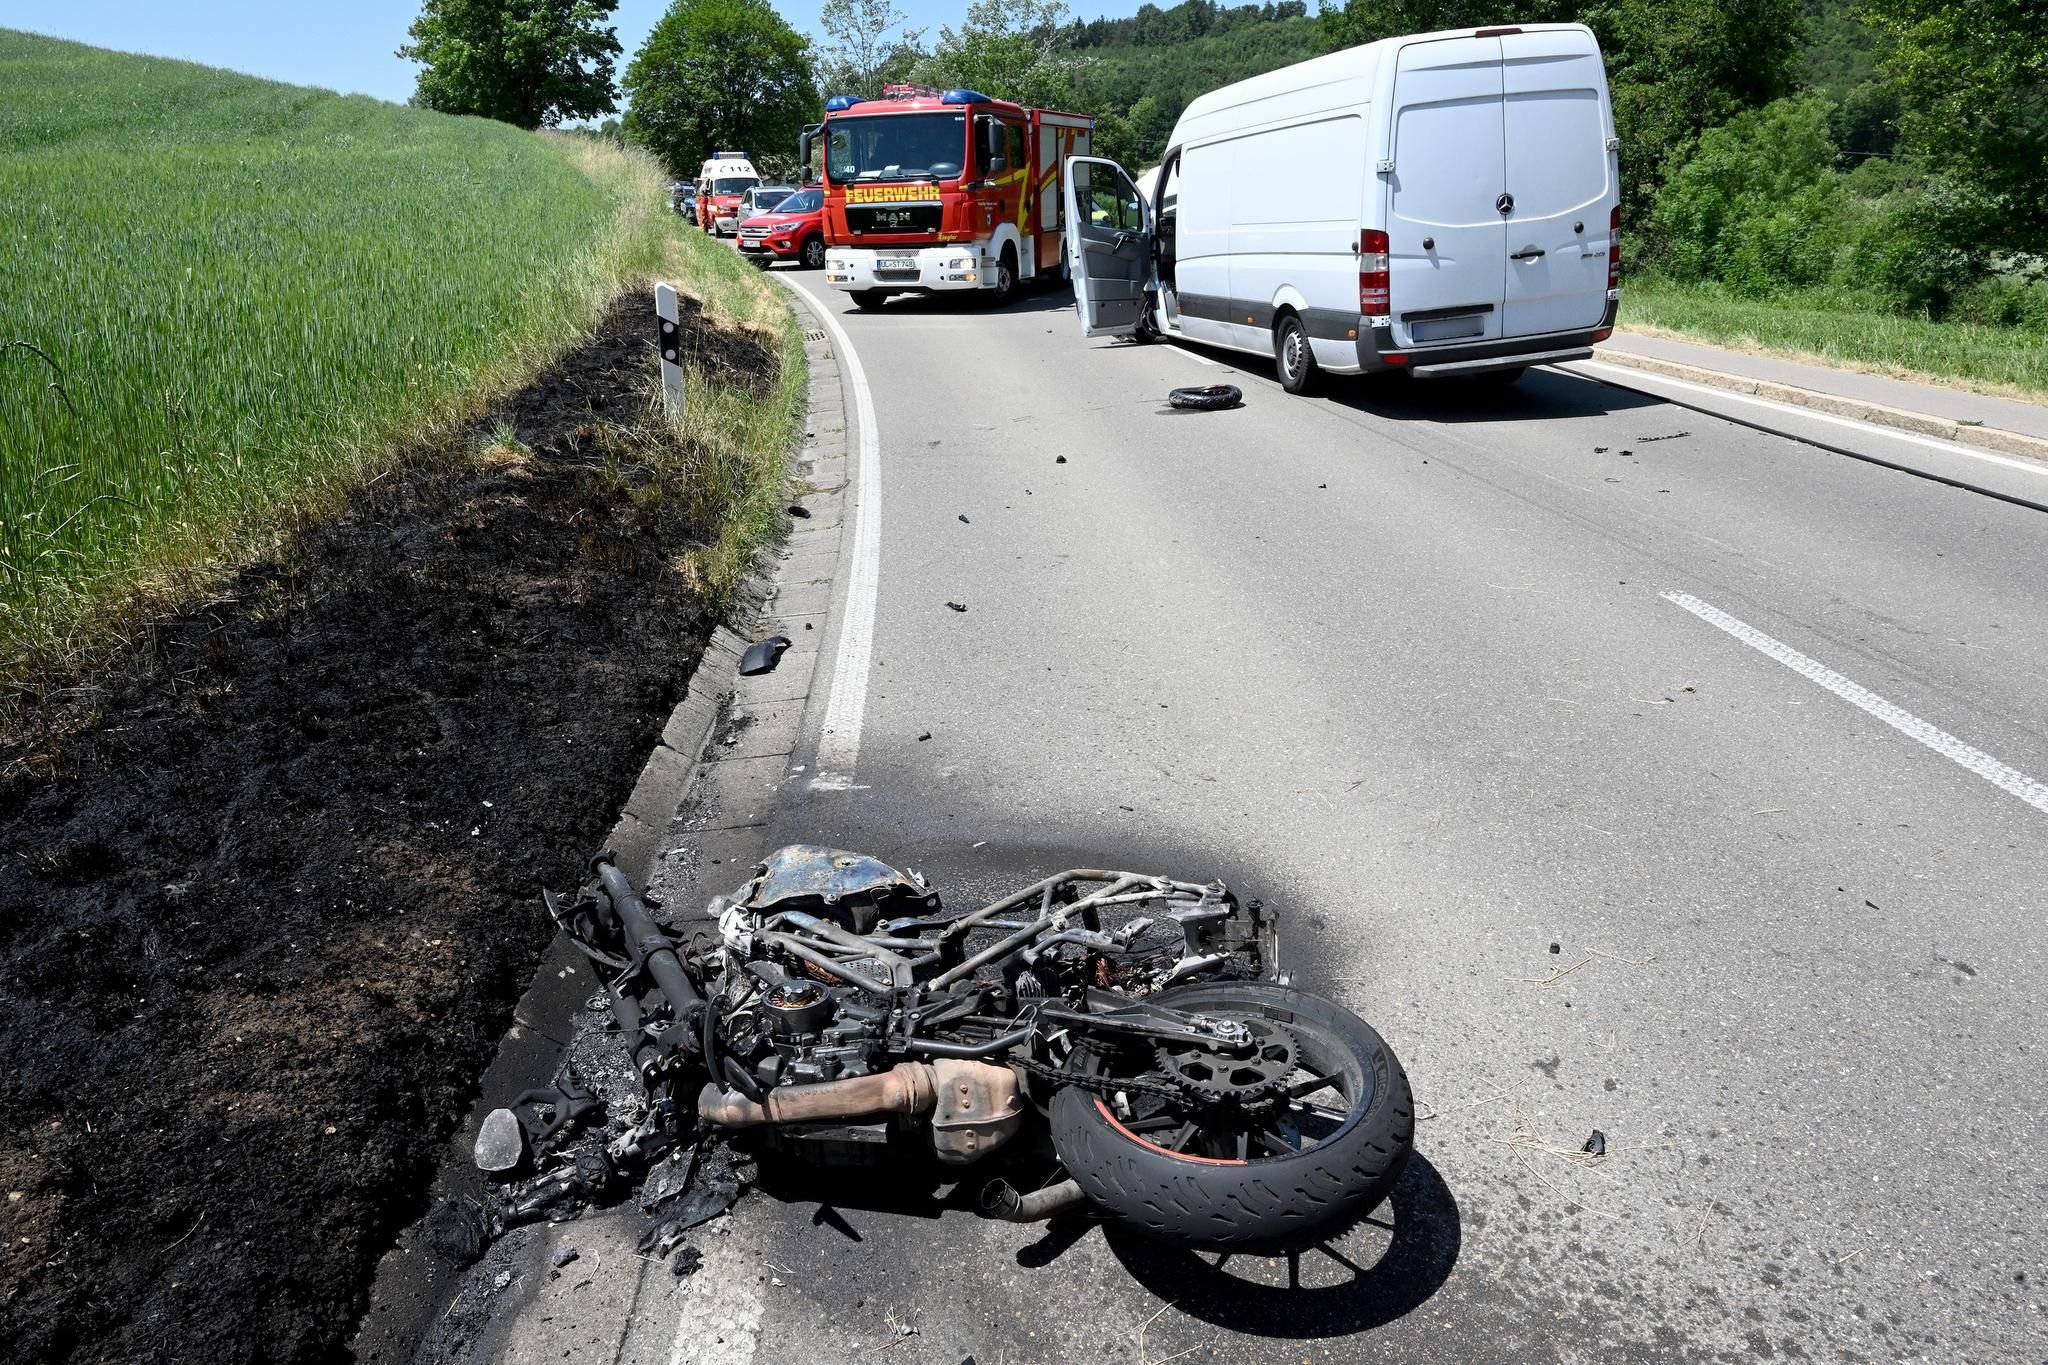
[958,514,970,524]
[1549,942,1561,955]
[788,504,812,518]
[639,1154,694,1214]
[510,1076,602,1146]
[1583,1130,1607,1157]
[424,1199,494,1267]
[672,1246,704,1277]
[945,601,967,613]
[1055,454,1067,463]
[740,636,792,675]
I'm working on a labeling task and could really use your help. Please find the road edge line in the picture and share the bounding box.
[775,275,880,791]
[1590,347,2048,467]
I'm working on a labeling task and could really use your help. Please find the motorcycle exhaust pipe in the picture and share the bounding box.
[980,1177,1086,1222]
[697,1061,939,1127]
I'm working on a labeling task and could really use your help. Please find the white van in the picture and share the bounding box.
[1065,25,1620,393]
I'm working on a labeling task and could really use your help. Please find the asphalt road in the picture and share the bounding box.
[677,273,2048,1364]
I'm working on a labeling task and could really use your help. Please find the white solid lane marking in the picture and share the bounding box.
[1576,360,2048,479]
[1664,592,2048,817]
[784,277,881,789]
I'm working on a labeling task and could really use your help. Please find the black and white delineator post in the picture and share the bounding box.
[654,282,686,419]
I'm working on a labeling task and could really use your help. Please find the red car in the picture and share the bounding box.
[736,187,827,269]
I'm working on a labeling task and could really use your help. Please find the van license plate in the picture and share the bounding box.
[1411,316,1485,342]
[876,258,916,270]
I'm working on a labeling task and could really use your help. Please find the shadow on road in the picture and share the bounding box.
[859,284,1078,316]
[1102,1150,1462,1339]
[1149,334,1669,426]
[1324,365,1667,426]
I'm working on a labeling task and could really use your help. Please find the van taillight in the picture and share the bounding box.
[1608,205,1621,290]
[1359,229,1390,314]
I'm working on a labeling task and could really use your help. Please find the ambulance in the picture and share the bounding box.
[696,151,762,236]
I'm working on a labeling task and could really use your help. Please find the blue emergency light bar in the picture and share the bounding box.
[941,89,992,105]
[824,94,864,112]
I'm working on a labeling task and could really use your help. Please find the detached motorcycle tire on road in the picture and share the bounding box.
[1050,982,1413,1253]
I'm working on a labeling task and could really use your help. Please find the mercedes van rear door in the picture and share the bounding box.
[1384,34,1506,350]
[1499,28,1616,337]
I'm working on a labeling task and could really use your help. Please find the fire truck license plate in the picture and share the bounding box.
[877,258,915,270]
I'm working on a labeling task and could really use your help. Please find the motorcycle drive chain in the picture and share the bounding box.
[1010,1026,1300,1109]
[1153,1017,1301,1105]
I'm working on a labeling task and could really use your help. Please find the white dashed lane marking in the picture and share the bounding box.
[1665,591,2048,817]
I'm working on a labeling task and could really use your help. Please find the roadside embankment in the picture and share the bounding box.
[0,33,807,1365]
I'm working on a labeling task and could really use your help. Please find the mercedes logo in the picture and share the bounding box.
[1495,192,1515,216]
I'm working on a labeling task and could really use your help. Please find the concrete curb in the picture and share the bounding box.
[1590,345,2048,466]
[638,272,853,917]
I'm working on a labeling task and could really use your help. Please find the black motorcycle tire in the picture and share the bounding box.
[1167,383,1242,410]
[1050,982,1413,1253]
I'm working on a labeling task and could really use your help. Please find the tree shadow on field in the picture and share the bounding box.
[1103,1151,1462,1339]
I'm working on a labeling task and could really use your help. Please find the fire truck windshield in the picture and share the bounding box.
[826,112,968,182]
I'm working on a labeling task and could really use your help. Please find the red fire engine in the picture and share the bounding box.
[805,85,1093,309]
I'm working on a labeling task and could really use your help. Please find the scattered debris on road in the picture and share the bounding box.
[551,1246,580,1268]
[1639,431,1690,442]
[1055,454,1067,463]
[945,600,968,612]
[1583,1129,1608,1157]
[788,503,813,518]
[958,513,970,523]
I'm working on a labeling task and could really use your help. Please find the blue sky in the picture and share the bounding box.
[4,0,1156,107]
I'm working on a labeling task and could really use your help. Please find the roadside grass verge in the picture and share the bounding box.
[1620,273,2048,402]
[0,30,802,714]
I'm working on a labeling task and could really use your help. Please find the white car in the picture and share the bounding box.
[1066,24,1621,394]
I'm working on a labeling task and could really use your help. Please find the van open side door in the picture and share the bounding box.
[1063,156,1154,338]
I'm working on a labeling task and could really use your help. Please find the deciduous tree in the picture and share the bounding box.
[912,0,1085,109]
[624,0,819,177]
[818,0,926,98]
[400,0,621,128]
[1858,0,2048,257]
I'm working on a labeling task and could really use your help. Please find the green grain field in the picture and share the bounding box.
[0,30,787,687]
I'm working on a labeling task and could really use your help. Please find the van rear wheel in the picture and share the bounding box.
[1275,314,1319,395]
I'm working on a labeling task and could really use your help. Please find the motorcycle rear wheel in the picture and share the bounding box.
[1050,981,1412,1253]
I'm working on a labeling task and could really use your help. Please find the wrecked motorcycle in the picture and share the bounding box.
[546,845,1414,1253]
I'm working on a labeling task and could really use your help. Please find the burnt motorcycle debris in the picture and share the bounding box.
[454,844,1414,1262]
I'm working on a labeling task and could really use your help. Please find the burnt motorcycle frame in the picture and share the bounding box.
[547,847,1405,1247]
